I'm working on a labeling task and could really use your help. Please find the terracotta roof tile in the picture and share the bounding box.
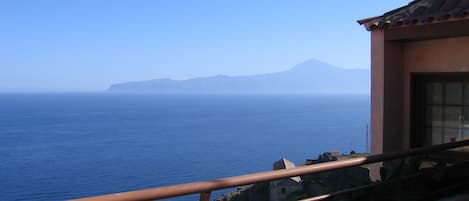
[358,0,469,30]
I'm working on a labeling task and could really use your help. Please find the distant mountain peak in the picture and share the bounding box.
[287,59,336,72]
[295,58,331,67]
[108,58,370,94]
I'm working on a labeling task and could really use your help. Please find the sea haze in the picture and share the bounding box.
[0,93,370,201]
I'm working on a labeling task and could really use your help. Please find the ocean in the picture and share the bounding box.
[0,94,370,201]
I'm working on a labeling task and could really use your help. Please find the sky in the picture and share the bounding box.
[0,0,411,92]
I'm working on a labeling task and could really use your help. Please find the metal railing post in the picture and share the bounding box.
[199,191,211,201]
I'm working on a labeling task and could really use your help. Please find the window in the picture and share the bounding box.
[413,73,469,149]
[425,81,469,145]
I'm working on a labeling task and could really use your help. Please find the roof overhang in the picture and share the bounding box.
[358,0,469,31]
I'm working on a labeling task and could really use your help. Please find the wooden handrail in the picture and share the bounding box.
[70,140,469,201]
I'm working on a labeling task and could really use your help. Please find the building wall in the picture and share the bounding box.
[402,36,469,149]
[370,31,405,154]
[370,30,405,180]
[370,31,385,180]
[383,41,404,153]
[370,30,384,155]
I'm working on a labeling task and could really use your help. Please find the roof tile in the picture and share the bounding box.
[358,0,469,30]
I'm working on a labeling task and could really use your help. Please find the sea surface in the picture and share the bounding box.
[0,93,370,201]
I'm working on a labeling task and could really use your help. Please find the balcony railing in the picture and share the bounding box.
[70,139,469,201]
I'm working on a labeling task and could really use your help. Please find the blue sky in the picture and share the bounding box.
[0,0,410,92]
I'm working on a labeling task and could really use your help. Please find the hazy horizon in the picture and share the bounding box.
[1,1,411,92]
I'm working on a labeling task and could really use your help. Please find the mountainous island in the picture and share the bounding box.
[108,59,370,94]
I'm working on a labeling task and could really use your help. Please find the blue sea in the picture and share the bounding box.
[0,94,370,201]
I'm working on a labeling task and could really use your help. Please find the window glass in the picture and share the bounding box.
[445,82,463,105]
[465,83,469,105]
[443,128,460,143]
[463,128,469,140]
[443,106,462,128]
[426,82,443,104]
[424,80,469,147]
[427,127,442,145]
[464,107,469,126]
[426,106,443,127]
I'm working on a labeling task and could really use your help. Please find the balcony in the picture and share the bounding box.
[71,139,469,201]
